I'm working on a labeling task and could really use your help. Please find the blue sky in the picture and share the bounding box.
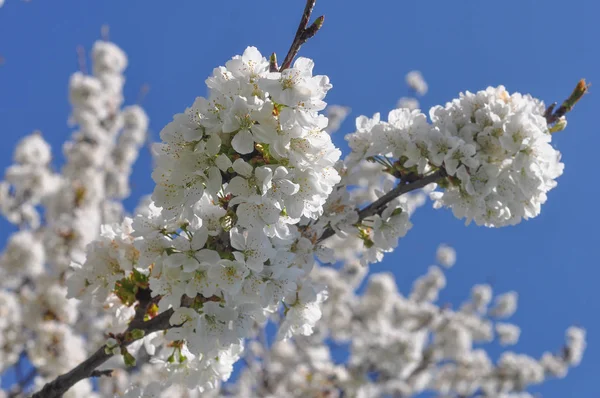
[0,1,598,396]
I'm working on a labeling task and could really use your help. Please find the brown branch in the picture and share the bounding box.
[318,169,447,243]
[31,171,445,396]
[31,307,175,398]
[269,53,279,73]
[31,292,214,398]
[90,369,114,378]
[280,0,324,70]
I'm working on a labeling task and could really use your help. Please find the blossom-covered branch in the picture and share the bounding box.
[32,309,171,398]
[30,45,583,398]
[0,37,149,397]
[318,168,446,242]
[32,293,208,398]
[1,2,588,397]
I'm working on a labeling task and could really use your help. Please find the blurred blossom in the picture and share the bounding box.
[325,104,351,134]
[405,70,428,95]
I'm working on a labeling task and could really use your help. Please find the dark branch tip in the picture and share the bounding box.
[304,15,325,39]
[311,15,325,30]
[269,53,279,72]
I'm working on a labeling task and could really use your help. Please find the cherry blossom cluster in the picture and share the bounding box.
[346,86,563,227]
[66,46,342,392]
[101,246,586,398]
[0,39,148,396]
[310,116,434,268]
[0,21,585,397]
[213,245,586,398]
[297,72,434,269]
[315,163,430,268]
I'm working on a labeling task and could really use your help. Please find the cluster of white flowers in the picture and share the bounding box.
[67,46,342,391]
[0,23,585,398]
[0,39,148,396]
[27,322,87,376]
[345,85,564,227]
[0,290,23,372]
[0,132,58,229]
[429,87,563,226]
[310,71,436,268]
[216,245,586,398]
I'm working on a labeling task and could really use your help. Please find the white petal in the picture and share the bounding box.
[232,158,253,177]
[232,130,255,154]
[215,154,233,172]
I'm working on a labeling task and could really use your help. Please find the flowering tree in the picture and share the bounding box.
[0,2,587,397]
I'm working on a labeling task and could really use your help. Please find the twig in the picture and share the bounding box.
[545,79,589,125]
[280,0,324,70]
[318,169,447,243]
[269,53,279,72]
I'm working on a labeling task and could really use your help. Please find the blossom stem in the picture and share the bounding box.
[318,169,447,243]
[280,0,323,71]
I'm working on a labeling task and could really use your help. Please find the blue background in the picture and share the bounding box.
[0,1,597,396]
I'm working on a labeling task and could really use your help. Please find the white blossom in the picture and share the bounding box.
[436,244,456,267]
[405,70,428,95]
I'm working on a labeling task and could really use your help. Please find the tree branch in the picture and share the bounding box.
[31,307,174,398]
[31,291,215,398]
[318,169,447,243]
[90,369,114,378]
[280,0,324,70]
[32,165,444,397]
